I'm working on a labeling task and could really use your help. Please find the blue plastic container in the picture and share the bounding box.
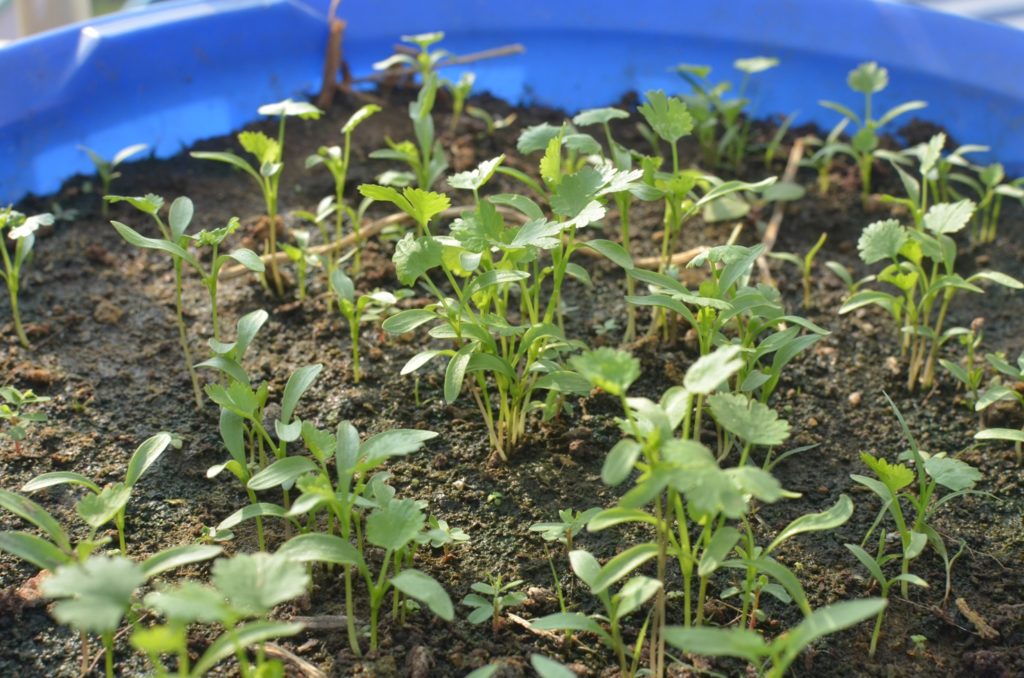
[2,0,1022,203]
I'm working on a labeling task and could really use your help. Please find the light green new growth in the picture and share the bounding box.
[79,143,147,216]
[0,207,54,347]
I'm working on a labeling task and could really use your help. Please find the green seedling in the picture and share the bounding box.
[466,105,516,136]
[878,133,948,230]
[852,394,981,601]
[329,268,399,383]
[357,183,450,237]
[767,232,827,309]
[137,552,305,678]
[463,575,527,632]
[79,143,147,216]
[426,516,470,557]
[279,229,315,300]
[369,73,448,189]
[192,98,323,295]
[761,112,796,168]
[305,103,381,273]
[939,317,985,412]
[819,61,927,204]
[0,386,50,454]
[824,259,874,294]
[663,598,886,678]
[949,160,1024,243]
[109,195,263,402]
[845,543,928,658]
[22,431,179,555]
[446,71,475,133]
[974,350,1024,462]
[840,204,1022,390]
[0,207,54,347]
[529,507,600,552]
[532,550,658,677]
[373,31,449,82]
[800,121,849,194]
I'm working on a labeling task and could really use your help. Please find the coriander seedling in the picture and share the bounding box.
[0,207,54,347]
[768,232,827,309]
[446,71,475,133]
[373,31,449,82]
[280,229,315,300]
[974,350,1024,462]
[79,143,147,216]
[329,268,399,383]
[529,507,600,552]
[0,386,50,454]
[463,575,527,633]
[845,542,928,657]
[820,61,927,204]
[192,98,323,295]
[939,317,985,413]
[369,73,448,189]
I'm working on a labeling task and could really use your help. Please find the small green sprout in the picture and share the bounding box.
[0,207,54,347]
[800,120,849,194]
[373,31,449,82]
[768,232,828,309]
[369,73,448,189]
[939,317,985,412]
[446,71,475,133]
[845,542,928,658]
[462,575,527,632]
[305,103,381,273]
[529,507,600,552]
[329,268,399,383]
[0,386,50,454]
[192,98,323,295]
[974,350,1024,462]
[357,183,450,236]
[279,229,315,300]
[819,61,927,204]
[79,143,147,215]
[466,105,516,136]
[948,160,1024,243]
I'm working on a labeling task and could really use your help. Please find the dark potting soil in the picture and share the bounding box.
[1,84,1023,677]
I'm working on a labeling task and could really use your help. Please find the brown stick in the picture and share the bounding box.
[316,18,347,110]
[757,137,806,284]
[264,642,328,678]
[352,43,526,84]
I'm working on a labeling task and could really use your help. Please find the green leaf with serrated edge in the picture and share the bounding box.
[572,107,629,127]
[342,103,381,134]
[638,91,693,144]
[76,483,131,529]
[393,233,443,285]
[191,621,303,676]
[860,452,913,493]
[848,61,888,94]
[683,346,743,395]
[366,498,424,552]
[247,457,318,491]
[212,552,309,617]
[707,392,790,446]
[448,155,504,191]
[923,200,975,235]
[391,569,454,620]
[571,348,640,397]
[590,543,659,594]
[104,193,164,216]
[858,219,906,264]
[142,545,223,579]
[42,556,146,634]
[0,532,71,571]
[766,495,853,554]
[517,123,562,154]
[276,533,364,568]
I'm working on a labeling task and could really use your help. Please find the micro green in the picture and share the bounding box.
[0,207,54,347]
[529,507,600,552]
[446,71,476,133]
[938,317,985,412]
[973,350,1024,462]
[845,542,928,658]
[0,386,50,454]
[768,232,828,309]
[79,142,147,216]
[279,228,314,299]
[329,267,400,383]
[373,31,449,82]
[819,61,927,204]
[840,204,1022,390]
[192,98,323,295]
[369,73,448,189]
[463,575,527,632]
[305,103,381,273]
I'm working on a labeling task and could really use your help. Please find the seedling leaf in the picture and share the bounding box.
[391,569,454,620]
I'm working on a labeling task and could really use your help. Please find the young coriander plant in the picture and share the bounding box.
[369,73,448,190]
[767,232,828,309]
[0,207,54,348]
[819,61,927,205]
[463,575,528,633]
[192,98,323,295]
[329,268,400,383]
[0,386,51,455]
[79,143,147,216]
[974,350,1024,462]
[373,31,449,82]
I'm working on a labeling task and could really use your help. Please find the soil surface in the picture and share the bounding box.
[2,83,1023,678]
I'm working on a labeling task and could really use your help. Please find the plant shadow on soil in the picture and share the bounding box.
[1,85,1022,677]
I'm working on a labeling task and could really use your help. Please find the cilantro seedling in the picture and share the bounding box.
[0,386,51,454]
[373,31,449,82]
[799,120,849,194]
[279,229,315,300]
[446,71,475,133]
[462,575,527,632]
[192,98,323,295]
[329,268,399,383]
[845,542,928,658]
[938,317,985,412]
[79,143,147,216]
[305,103,381,273]
[974,350,1024,462]
[819,61,927,204]
[841,205,1022,390]
[466,105,516,136]
[529,507,600,552]
[369,73,448,189]
[0,207,54,347]
[768,232,828,309]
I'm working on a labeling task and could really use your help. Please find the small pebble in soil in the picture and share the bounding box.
[807,417,819,428]
[848,391,862,407]
[885,356,901,375]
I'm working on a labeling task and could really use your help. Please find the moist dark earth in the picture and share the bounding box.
[1,83,1023,677]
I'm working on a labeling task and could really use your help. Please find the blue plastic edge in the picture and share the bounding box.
[2,0,1023,203]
